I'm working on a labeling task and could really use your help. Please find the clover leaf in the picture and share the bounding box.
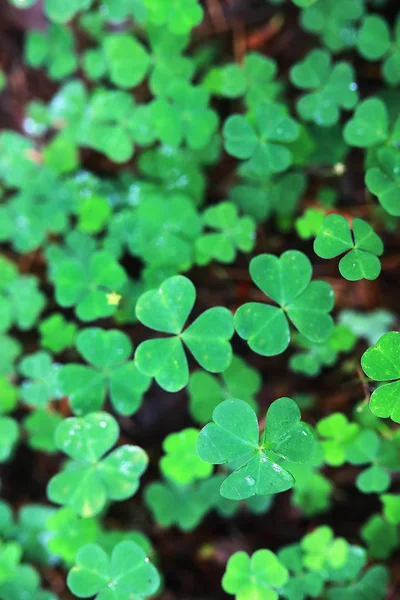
[290,49,358,126]
[317,413,360,466]
[345,430,391,494]
[25,25,77,80]
[143,0,203,34]
[19,352,62,409]
[381,494,400,524]
[326,565,389,600]
[150,81,218,150]
[296,208,325,240]
[366,147,400,216]
[38,314,77,354]
[301,526,349,572]
[223,102,300,174]
[355,14,400,87]
[43,0,87,22]
[278,544,324,600]
[46,508,99,566]
[24,410,63,453]
[290,325,356,377]
[300,0,364,53]
[361,514,399,559]
[60,328,151,416]
[0,417,19,463]
[188,355,261,424]
[339,308,395,345]
[343,98,389,147]
[52,250,127,321]
[195,202,256,265]
[222,549,289,600]
[0,563,57,600]
[47,412,148,517]
[135,275,234,392]
[361,331,400,422]
[160,428,213,485]
[314,214,384,281]
[235,251,334,356]
[102,33,150,89]
[197,398,316,500]
[67,541,160,599]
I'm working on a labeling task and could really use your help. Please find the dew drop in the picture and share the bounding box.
[245,475,255,486]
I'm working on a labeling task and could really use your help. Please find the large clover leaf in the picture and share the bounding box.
[314,214,384,281]
[290,49,358,126]
[59,328,151,416]
[222,550,289,600]
[361,331,400,423]
[67,541,160,599]
[47,412,148,517]
[197,398,316,500]
[366,147,400,216]
[135,275,234,392]
[234,251,334,356]
[223,101,300,175]
[52,251,127,321]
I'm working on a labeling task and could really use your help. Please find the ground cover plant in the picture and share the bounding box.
[1,0,400,598]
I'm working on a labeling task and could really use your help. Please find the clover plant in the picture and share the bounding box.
[2,0,400,597]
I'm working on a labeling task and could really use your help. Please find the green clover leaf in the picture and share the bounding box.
[0,377,17,415]
[366,147,400,216]
[278,543,324,600]
[317,413,360,466]
[326,565,389,600]
[43,0,87,23]
[150,81,218,150]
[25,25,77,80]
[197,398,316,500]
[223,102,300,174]
[39,314,77,354]
[346,430,391,494]
[0,417,19,463]
[52,251,127,321]
[361,514,399,559]
[381,494,400,524]
[361,331,400,422]
[290,49,358,126]
[296,208,325,240]
[19,352,62,408]
[67,541,160,599]
[102,34,151,89]
[343,98,388,147]
[0,563,57,600]
[160,428,213,485]
[135,275,234,392]
[382,15,400,86]
[356,15,391,61]
[24,409,63,453]
[47,412,148,517]
[46,508,99,566]
[195,202,256,266]
[60,328,151,416]
[188,355,261,424]
[222,550,289,600]
[235,251,334,356]
[143,0,203,34]
[314,214,384,280]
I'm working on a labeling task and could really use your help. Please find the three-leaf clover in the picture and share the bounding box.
[290,49,358,126]
[361,331,400,422]
[223,102,300,174]
[102,34,150,89]
[47,412,148,517]
[195,202,256,266]
[188,355,261,424]
[222,550,289,600]
[366,148,400,216]
[160,428,213,485]
[197,398,316,500]
[19,352,62,408]
[38,314,77,354]
[317,413,360,466]
[234,251,335,356]
[59,328,151,416]
[67,541,160,599]
[52,251,127,321]
[345,430,391,494]
[314,214,384,281]
[135,275,234,392]
[143,0,203,35]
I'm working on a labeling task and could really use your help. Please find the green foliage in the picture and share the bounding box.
[160,428,212,484]
[314,214,384,280]
[290,49,358,126]
[361,331,400,422]
[47,413,148,516]
[25,25,77,80]
[135,275,234,391]
[197,398,316,500]
[67,541,160,599]
[222,550,289,600]
[59,327,150,415]
[235,251,334,356]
